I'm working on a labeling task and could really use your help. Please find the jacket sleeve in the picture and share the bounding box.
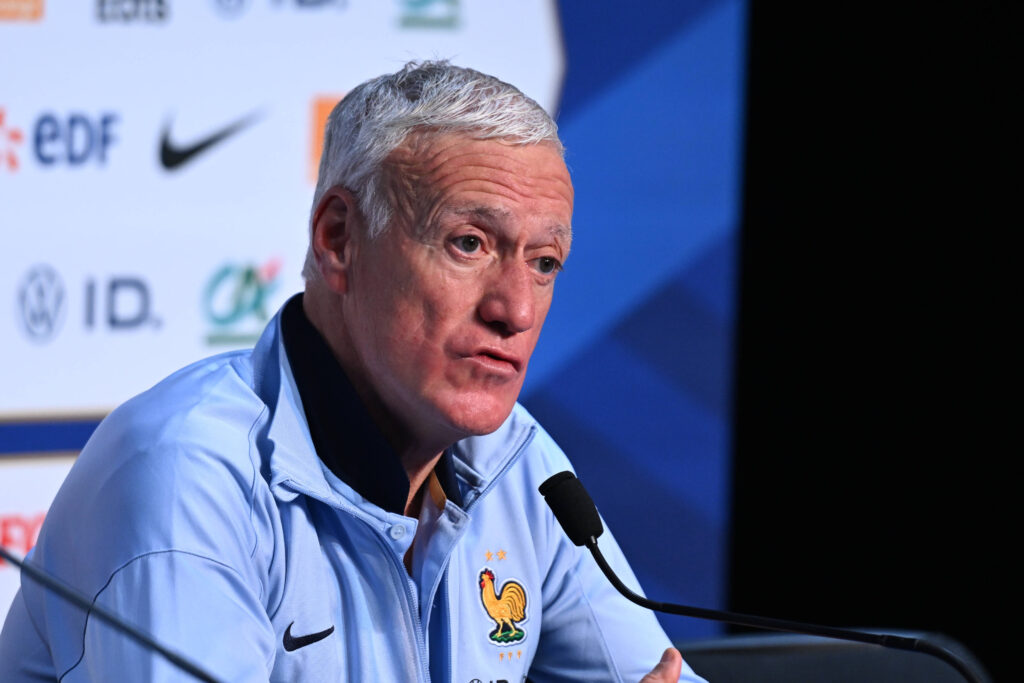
[17,388,282,683]
[528,517,707,683]
[522,426,707,683]
[66,551,276,682]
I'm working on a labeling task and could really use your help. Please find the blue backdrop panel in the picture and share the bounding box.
[522,0,747,641]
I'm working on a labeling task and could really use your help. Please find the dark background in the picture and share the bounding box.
[732,2,1011,681]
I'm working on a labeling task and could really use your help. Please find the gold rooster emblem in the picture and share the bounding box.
[478,567,527,644]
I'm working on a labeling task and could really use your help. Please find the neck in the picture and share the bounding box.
[303,287,453,517]
[402,451,443,516]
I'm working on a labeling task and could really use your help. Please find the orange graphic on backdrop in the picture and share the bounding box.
[0,513,46,566]
[0,0,43,21]
[0,108,25,171]
[309,95,344,183]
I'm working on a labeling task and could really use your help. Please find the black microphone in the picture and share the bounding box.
[538,471,984,683]
[0,545,223,683]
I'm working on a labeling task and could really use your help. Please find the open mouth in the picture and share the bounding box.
[472,350,522,373]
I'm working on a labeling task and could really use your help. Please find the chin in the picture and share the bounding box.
[441,393,517,438]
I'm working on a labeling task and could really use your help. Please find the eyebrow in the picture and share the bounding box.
[444,205,573,243]
[449,205,511,221]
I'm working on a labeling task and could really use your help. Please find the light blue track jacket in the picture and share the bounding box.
[0,307,706,682]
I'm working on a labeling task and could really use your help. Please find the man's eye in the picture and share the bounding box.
[535,257,562,275]
[452,235,481,253]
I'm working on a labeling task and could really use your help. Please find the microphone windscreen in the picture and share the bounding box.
[538,471,604,546]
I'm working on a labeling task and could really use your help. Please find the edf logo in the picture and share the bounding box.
[33,111,119,166]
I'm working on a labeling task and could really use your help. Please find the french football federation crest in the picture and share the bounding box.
[478,567,527,644]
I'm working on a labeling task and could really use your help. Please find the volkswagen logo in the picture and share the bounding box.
[17,264,66,343]
[211,0,251,17]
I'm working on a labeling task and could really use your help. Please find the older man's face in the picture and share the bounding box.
[340,134,573,449]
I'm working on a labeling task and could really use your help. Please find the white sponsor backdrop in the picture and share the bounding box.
[0,0,563,417]
[0,0,562,623]
[0,455,76,616]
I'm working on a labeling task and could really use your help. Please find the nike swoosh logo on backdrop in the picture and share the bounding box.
[159,112,261,171]
[282,622,335,652]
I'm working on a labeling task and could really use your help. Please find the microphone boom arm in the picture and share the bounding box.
[538,470,983,683]
[583,536,979,683]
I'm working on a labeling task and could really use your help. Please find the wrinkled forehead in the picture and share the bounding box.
[382,132,573,217]
[393,126,565,159]
[386,130,568,182]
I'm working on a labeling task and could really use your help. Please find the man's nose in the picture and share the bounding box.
[478,262,536,335]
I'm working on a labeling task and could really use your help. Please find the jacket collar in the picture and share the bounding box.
[251,296,531,516]
[280,294,416,513]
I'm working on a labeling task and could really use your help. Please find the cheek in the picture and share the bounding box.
[418,273,483,334]
[356,256,432,340]
[534,291,554,328]
[374,291,458,376]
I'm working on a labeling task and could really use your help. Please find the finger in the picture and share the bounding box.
[639,647,683,682]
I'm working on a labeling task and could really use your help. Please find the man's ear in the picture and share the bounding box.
[310,186,360,293]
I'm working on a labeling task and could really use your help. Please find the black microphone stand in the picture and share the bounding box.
[538,470,984,683]
[582,536,982,683]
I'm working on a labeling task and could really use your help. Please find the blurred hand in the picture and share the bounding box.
[639,647,682,682]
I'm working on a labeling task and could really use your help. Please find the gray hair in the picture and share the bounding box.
[303,60,563,280]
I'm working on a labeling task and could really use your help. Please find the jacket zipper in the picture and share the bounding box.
[443,578,452,683]
[463,425,537,514]
[293,424,539,682]
[368,527,432,682]
[442,425,537,681]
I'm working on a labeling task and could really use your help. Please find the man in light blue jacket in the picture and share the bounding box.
[0,61,706,682]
